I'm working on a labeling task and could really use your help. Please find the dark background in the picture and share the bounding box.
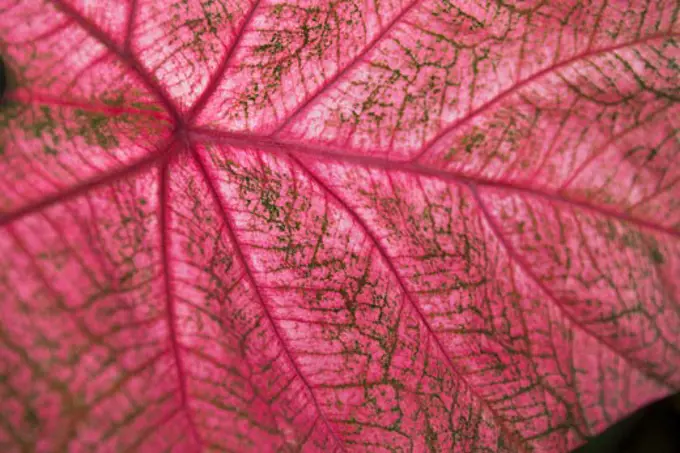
[574,393,680,453]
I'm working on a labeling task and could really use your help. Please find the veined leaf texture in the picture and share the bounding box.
[0,0,678,452]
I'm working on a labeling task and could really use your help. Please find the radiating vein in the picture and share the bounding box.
[188,144,347,452]
[0,139,174,227]
[186,0,263,123]
[188,129,680,240]
[408,31,680,163]
[123,0,138,54]
[159,158,203,450]
[468,183,675,390]
[48,0,180,122]
[4,91,171,121]
[289,154,530,453]
[270,0,421,136]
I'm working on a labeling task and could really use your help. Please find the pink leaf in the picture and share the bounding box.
[1,1,678,452]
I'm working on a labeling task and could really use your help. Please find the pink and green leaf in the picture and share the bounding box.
[1,0,678,452]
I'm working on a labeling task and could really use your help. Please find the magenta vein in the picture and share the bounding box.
[159,159,204,450]
[188,144,347,452]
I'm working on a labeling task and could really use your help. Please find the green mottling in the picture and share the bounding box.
[364,389,378,411]
[101,93,126,107]
[24,406,40,429]
[129,101,163,112]
[604,220,618,241]
[307,214,329,270]
[31,106,59,141]
[646,147,658,162]
[649,246,664,264]
[43,145,58,156]
[34,333,60,351]
[424,417,439,453]
[255,34,285,55]
[668,57,679,71]
[271,4,285,17]
[461,128,485,154]
[444,146,457,160]
[260,189,282,230]
[228,164,308,263]
[119,270,136,285]
[66,349,81,366]
[73,109,120,148]
[2,101,139,152]
[621,232,638,248]
[173,0,229,61]
[444,128,485,160]
[624,145,646,159]
[240,1,365,117]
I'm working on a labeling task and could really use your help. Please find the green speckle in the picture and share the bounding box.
[622,233,637,248]
[445,128,485,159]
[646,147,658,162]
[424,420,439,453]
[101,93,125,107]
[461,128,485,154]
[255,35,285,55]
[444,146,457,160]
[604,221,617,241]
[260,189,281,228]
[119,270,135,285]
[31,106,58,140]
[130,101,163,112]
[172,0,228,61]
[649,247,664,264]
[73,109,121,148]
[3,101,129,150]
[24,407,40,429]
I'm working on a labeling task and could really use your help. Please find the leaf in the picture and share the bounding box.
[0,1,678,452]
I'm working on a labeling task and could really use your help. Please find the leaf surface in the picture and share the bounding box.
[1,1,679,452]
